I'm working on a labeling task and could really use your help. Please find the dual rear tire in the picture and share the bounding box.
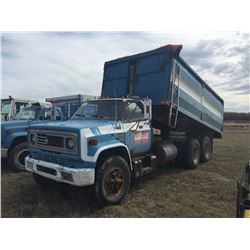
[184,136,212,169]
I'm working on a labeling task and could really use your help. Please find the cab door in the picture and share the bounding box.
[123,100,151,157]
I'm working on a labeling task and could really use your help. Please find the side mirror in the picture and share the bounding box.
[55,107,64,121]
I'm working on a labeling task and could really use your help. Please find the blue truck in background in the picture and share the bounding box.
[25,44,224,205]
[1,94,97,171]
[1,96,32,121]
[1,101,63,170]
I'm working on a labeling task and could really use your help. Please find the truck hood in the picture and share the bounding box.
[1,120,29,130]
[28,119,118,132]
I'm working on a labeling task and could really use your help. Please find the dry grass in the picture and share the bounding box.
[1,124,250,218]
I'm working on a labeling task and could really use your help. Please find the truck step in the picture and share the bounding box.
[132,155,157,178]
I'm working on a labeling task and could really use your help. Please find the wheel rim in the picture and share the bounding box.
[192,146,199,165]
[204,141,211,160]
[104,167,124,197]
[17,149,29,169]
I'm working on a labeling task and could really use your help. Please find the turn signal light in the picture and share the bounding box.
[7,129,13,135]
[88,139,98,145]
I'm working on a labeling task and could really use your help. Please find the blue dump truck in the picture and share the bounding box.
[1,102,63,170]
[1,94,97,171]
[25,45,224,205]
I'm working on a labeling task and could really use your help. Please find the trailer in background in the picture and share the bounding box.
[46,94,98,120]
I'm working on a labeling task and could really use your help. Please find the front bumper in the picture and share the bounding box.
[1,148,8,158]
[25,156,95,187]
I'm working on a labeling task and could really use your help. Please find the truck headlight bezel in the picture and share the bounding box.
[29,129,78,155]
[66,137,75,150]
[31,133,37,143]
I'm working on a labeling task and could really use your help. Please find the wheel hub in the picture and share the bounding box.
[204,143,210,159]
[192,146,199,165]
[17,149,29,169]
[104,167,124,196]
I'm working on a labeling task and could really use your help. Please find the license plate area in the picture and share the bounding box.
[37,165,57,176]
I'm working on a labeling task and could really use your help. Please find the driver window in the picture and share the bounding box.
[127,101,144,121]
[14,102,29,115]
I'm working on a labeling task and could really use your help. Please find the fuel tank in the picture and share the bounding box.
[151,141,178,165]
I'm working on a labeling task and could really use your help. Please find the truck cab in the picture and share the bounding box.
[1,96,32,121]
[25,97,154,205]
[1,102,63,170]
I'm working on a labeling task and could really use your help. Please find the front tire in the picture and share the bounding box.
[95,155,131,206]
[8,142,29,171]
[184,138,201,169]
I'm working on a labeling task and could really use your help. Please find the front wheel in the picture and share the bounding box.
[95,155,131,206]
[8,142,29,171]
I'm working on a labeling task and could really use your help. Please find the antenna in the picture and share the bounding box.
[114,76,118,121]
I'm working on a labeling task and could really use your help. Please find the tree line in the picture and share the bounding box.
[224,112,250,121]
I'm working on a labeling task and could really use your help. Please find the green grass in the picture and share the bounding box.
[1,125,250,217]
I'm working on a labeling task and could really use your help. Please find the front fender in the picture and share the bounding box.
[5,131,28,148]
[80,128,132,169]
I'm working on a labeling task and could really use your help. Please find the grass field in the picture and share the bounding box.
[1,122,250,218]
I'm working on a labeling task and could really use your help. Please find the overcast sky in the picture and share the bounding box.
[0,32,249,112]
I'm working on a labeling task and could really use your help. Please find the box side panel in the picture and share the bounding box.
[101,61,129,98]
[134,52,171,104]
[176,58,224,135]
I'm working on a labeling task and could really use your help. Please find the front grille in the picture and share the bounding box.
[36,134,64,147]
[32,151,68,167]
[29,129,77,154]
[37,134,49,145]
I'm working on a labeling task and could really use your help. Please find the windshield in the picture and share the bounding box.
[71,100,125,121]
[1,102,11,114]
[14,107,40,120]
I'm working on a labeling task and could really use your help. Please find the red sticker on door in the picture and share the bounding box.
[134,131,149,144]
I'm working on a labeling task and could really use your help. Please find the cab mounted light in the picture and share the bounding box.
[88,139,98,146]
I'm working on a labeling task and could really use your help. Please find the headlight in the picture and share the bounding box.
[7,129,13,135]
[31,133,37,143]
[66,137,74,149]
